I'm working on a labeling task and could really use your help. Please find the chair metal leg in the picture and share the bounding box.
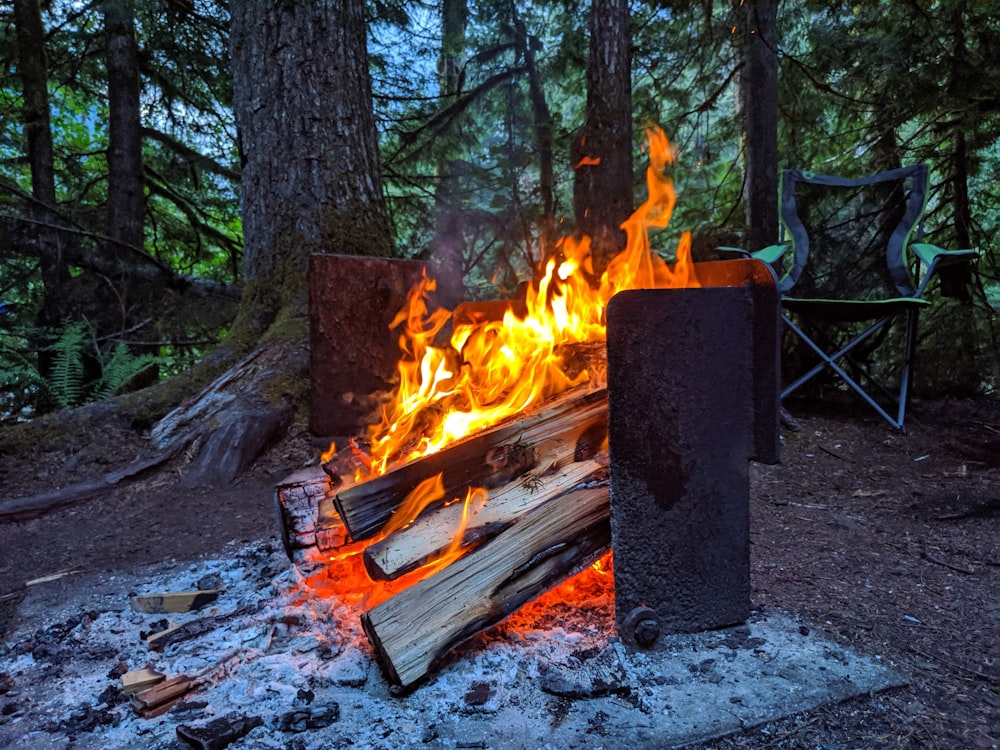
[780,314,905,431]
[896,308,920,430]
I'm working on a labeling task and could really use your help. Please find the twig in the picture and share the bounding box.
[761,715,821,748]
[816,443,853,462]
[921,550,975,575]
[907,644,995,683]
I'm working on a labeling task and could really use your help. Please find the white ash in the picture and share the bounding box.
[0,539,903,750]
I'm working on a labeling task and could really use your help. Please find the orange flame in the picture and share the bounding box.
[356,126,697,481]
[380,472,445,537]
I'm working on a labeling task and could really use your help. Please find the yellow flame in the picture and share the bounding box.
[380,472,446,537]
[358,126,698,477]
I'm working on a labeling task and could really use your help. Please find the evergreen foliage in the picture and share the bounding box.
[0,0,997,422]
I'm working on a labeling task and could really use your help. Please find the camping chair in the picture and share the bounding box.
[723,164,978,431]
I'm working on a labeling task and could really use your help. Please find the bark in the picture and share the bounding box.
[362,485,610,689]
[13,0,56,207]
[231,0,394,290]
[513,9,555,247]
[573,0,633,273]
[104,0,146,253]
[13,0,69,364]
[427,0,468,308]
[736,0,779,251]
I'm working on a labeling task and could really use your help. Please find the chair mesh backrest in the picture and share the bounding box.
[779,164,928,300]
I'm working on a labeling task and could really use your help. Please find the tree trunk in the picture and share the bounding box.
[147,0,398,487]
[428,0,469,308]
[104,0,145,254]
[13,0,69,373]
[573,0,633,274]
[736,0,779,252]
[513,9,555,249]
[231,0,394,297]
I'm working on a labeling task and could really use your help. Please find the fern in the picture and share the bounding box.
[92,341,159,401]
[47,322,87,408]
[43,323,160,408]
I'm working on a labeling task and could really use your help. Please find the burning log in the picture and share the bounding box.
[363,458,606,581]
[330,386,608,541]
[361,484,610,689]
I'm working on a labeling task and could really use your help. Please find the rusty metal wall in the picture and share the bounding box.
[606,259,778,643]
[308,255,425,437]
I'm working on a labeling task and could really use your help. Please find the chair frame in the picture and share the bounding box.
[723,164,978,431]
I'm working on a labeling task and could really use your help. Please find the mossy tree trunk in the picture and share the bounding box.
[152,0,397,486]
[229,0,395,344]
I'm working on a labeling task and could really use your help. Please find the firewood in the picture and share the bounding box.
[363,458,606,581]
[331,387,607,540]
[361,485,610,689]
[120,668,166,695]
[130,590,222,614]
[130,674,196,718]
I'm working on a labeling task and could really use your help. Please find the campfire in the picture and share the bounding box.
[279,127,779,690]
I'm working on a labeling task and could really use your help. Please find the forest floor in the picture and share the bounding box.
[0,393,998,748]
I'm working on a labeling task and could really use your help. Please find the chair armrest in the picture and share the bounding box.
[717,244,788,264]
[717,245,751,258]
[911,243,979,298]
[911,243,979,270]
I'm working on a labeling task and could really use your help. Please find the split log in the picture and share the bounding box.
[361,484,610,689]
[363,458,606,581]
[274,465,344,563]
[332,386,607,540]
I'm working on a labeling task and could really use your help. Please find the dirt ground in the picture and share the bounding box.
[1,393,998,748]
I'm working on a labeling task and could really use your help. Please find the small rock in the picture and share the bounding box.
[463,681,493,707]
[197,573,224,591]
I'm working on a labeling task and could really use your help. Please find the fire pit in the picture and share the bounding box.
[282,130,789,690]
[0,129,908,747]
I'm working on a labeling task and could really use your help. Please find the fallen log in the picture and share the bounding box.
[363,458,606,581]
[361,484,610,689]
[332,387,607,540]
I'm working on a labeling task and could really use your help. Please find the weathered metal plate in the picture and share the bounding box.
[308,254,426,436]
[606,259,778,639]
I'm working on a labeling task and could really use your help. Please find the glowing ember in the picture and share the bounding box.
[344,126,697,482]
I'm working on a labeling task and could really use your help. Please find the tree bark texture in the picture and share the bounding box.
[513,9,555,247]
[231,0,394,285]
[573,0,633,273]
[104,0,145,253]
[13,0,56,207]
[13,0,69,349]
[428,0,469,308]
[737,0,779,251]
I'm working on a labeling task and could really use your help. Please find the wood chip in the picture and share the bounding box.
[121,667,166,695]
[130,590,222,614]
